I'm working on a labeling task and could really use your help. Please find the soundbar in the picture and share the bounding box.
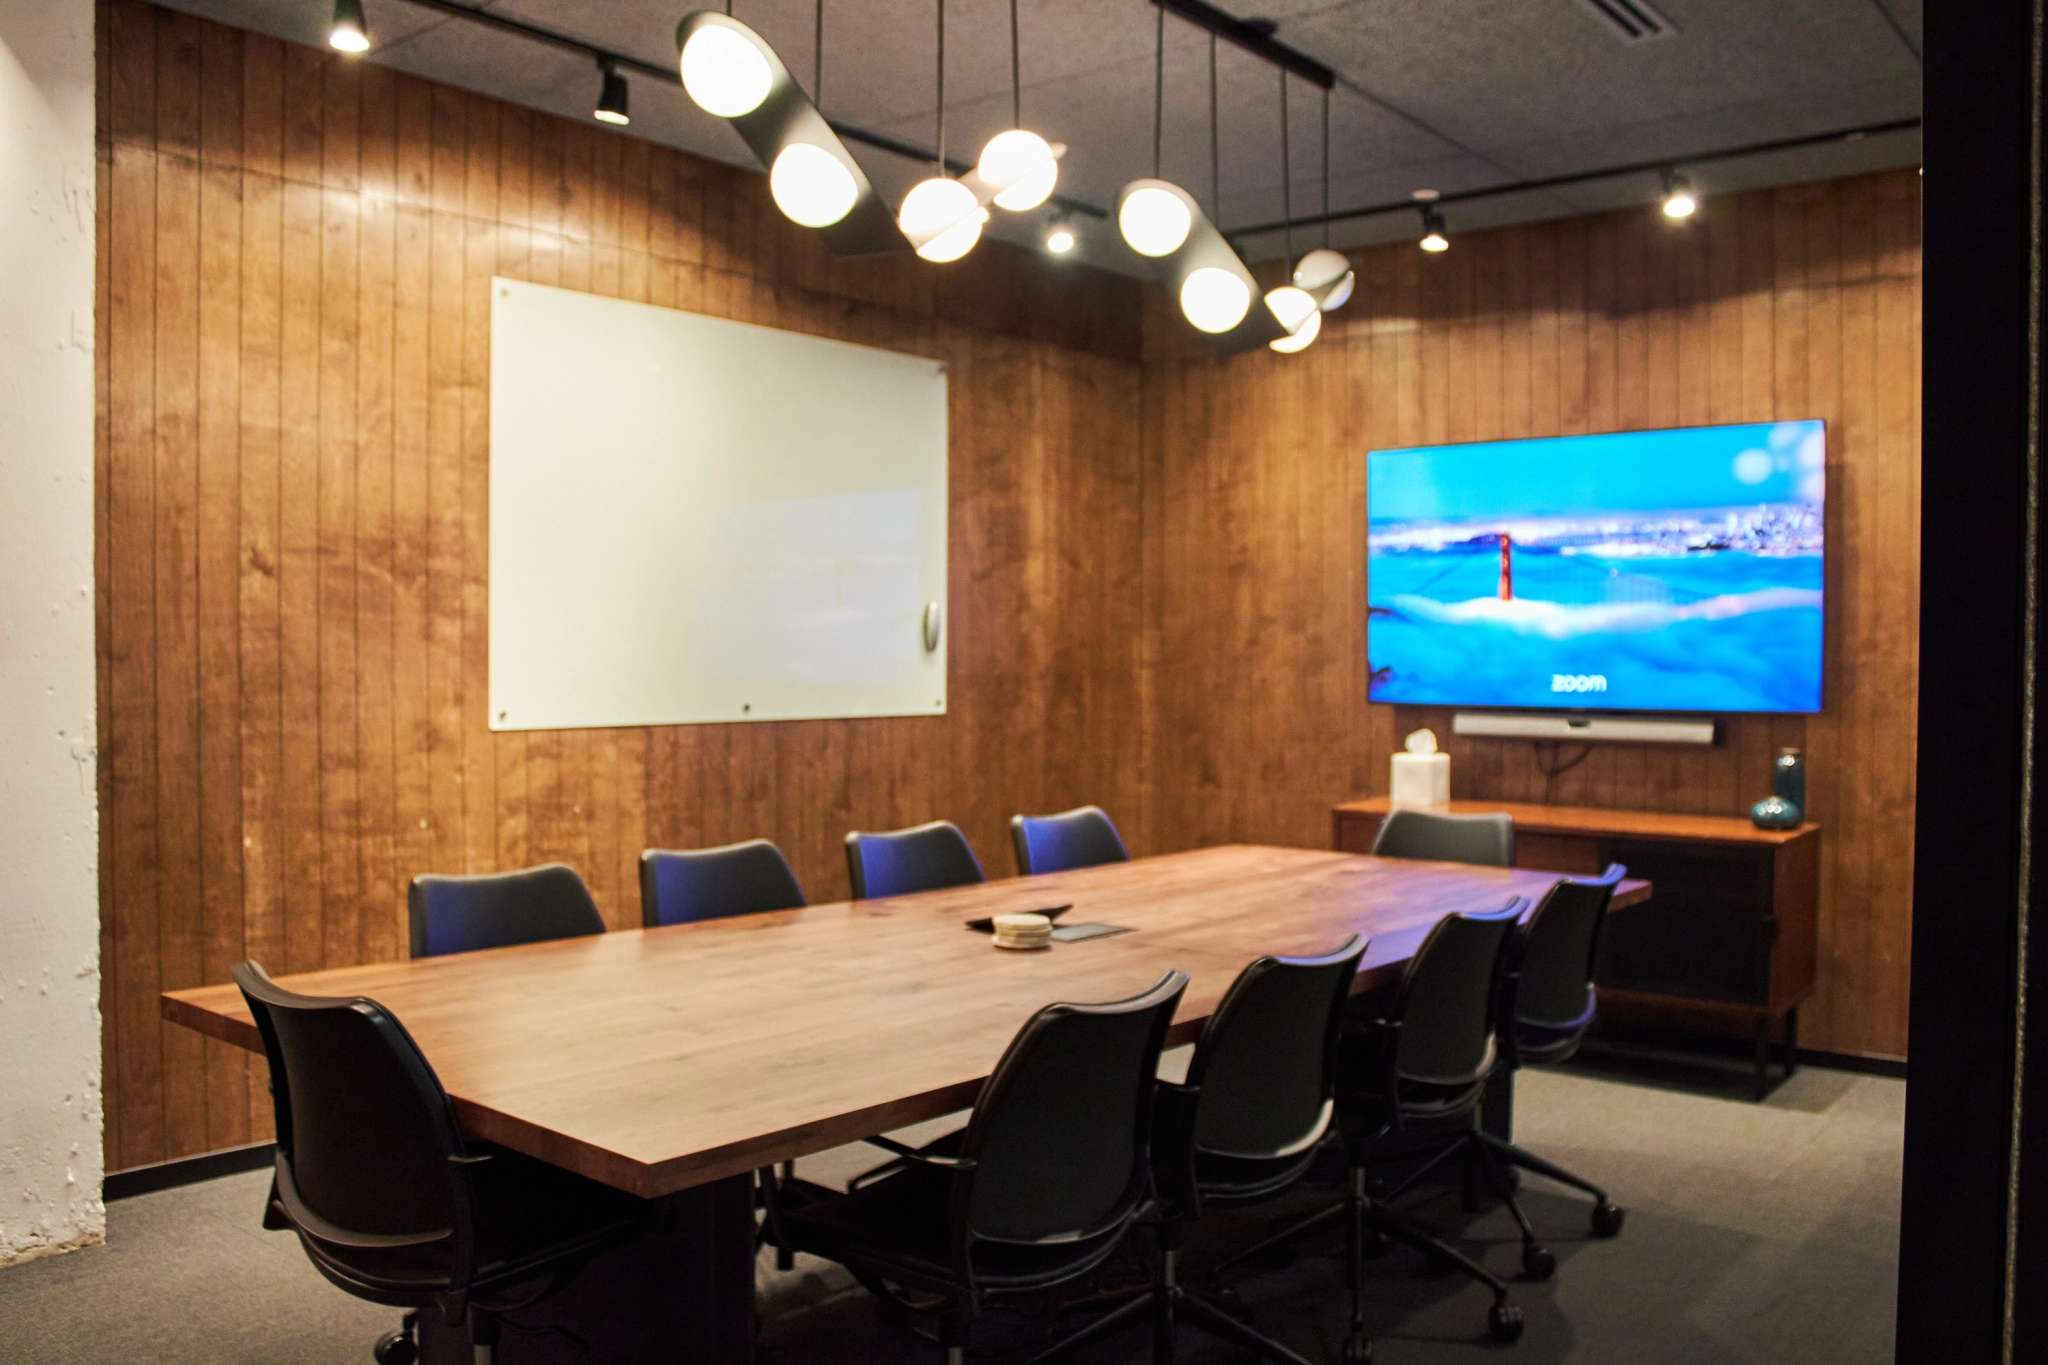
[1451,712,1717,746]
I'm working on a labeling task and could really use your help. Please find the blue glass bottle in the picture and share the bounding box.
[1772,747,1806,815]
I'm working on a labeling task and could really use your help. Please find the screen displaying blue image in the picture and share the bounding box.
[1367,421,1825,714]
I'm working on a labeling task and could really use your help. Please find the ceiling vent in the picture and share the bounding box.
[1574,0,1678,43]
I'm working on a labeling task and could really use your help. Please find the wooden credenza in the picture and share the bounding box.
[1333,797,1821,1098]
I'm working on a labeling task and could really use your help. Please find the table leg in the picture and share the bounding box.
[417,1173,757,1365]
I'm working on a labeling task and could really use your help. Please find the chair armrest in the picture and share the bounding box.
[860,1134,978,1171]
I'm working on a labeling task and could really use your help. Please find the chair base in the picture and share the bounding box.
[1211,1166,1524,1350]
[1381,1128,1624,1278]
[1028,1244,1330,1365]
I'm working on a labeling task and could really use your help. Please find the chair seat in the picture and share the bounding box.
[1191,1144,1325,1207]
[1514,1019,1589,1066]
[781,1166,1127,1298]
[287,1147,654,1304]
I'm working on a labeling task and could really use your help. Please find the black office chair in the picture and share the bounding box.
[844,820,986,900]
[1370,808,1515,867]
[1043,937,1368,1365]
[640,838,807,927]
[407,863,605,959]
[771,972,1189,1365]
[1214,900,1529,1353]
[1009,805,1131,876]
[234,961,653,1365]
[1455,864,1630,1273]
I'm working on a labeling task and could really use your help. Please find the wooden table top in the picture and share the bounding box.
[163,844,1649,1198]
[1335,796,1820,846]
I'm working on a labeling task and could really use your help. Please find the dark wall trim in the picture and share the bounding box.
[1904,1,2040,1361]
[103,1142,275,1202]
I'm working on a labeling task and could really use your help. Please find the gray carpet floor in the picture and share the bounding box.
[0,1052,1901,1364]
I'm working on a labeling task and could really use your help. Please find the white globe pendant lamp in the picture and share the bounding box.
[978,129,1060,211]
[1293,247,1354,311]
[770,142,859,227]
[1120,184,1193,257]
[1181,266,1252,333]
[899,176,986,262]
[895,0,986,264]
[1269,304,1321,353]
[975,2,1061,213]
[680,21,773,117]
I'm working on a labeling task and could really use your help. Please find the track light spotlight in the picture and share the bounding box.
[328,0,369,54]
[1661,170,1698,219]
[1419,206,1450,253]
[594,60,630,126]
[1044,216,1076,255]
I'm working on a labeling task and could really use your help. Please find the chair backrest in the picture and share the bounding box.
[843,820,985,900]
[1009,806,1131,876]
[640,839,807,928]
[407,862,606,959]
[1512,864,1626,1031]
[234,961,467,1247]
[1185,936,1367,1161]
[1394,899,1525,1086]
[955,971,1187,1246]
[1371,808,1515,867]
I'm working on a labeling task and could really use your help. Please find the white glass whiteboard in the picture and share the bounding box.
[488,279,948,731]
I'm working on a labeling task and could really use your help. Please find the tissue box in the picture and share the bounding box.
[1390,751,1450,808]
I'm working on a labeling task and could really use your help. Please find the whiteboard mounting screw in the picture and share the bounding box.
[743,703,751,713]
[497,710,507,722]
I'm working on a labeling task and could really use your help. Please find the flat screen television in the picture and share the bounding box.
[1366,420,1825,715]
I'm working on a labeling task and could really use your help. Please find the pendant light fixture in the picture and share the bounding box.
[1119,10,1193,257]
[1115,19,1281,350]
[1044,215,1077,255]
[974,0,1063,212]
[593,59,630,126]
[1291,87,1354,312]
[328,0,369,54]
[898,0,986,262]
[676,8,903,255]
[1265,69,1320,354]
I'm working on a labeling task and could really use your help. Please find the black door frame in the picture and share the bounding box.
[1904,3,2044,1360]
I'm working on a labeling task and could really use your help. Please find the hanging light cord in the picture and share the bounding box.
[1010,0,1021,129]
[1209,34,1219,216]
[1280,69,1292,266]
[1153,5,1164,178]
[935,0,946,170]
[1321,87,1331,250]
[814,0,823,106]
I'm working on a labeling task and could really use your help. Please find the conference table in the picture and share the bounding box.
[163,844,1649,1364]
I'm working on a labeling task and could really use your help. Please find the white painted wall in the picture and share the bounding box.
[0,0,101,1267]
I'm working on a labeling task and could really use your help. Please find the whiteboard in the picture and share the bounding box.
[488,279,948,731]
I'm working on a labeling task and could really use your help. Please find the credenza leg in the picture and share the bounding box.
[416,1172,757,1364]
[1753,1017,1770,1103]
[1784,1006,1800,1079]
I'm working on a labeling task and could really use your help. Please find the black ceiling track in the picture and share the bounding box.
[1150,0,1334,89]
[1224,115,1923,241]
[392,0,1112,217]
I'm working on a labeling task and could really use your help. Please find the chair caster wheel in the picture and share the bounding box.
[373,1329,418,1365]
[1521,1244,1556,1280]
[1488,1302,1524,1343]
[1592,1201,1626,1237]
[1342,1336,1373,1364]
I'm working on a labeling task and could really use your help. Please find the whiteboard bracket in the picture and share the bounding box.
[924,602,943,653]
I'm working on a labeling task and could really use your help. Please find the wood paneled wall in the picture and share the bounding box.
[94,0,1143,1171]
[1136,170,1921,1060]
